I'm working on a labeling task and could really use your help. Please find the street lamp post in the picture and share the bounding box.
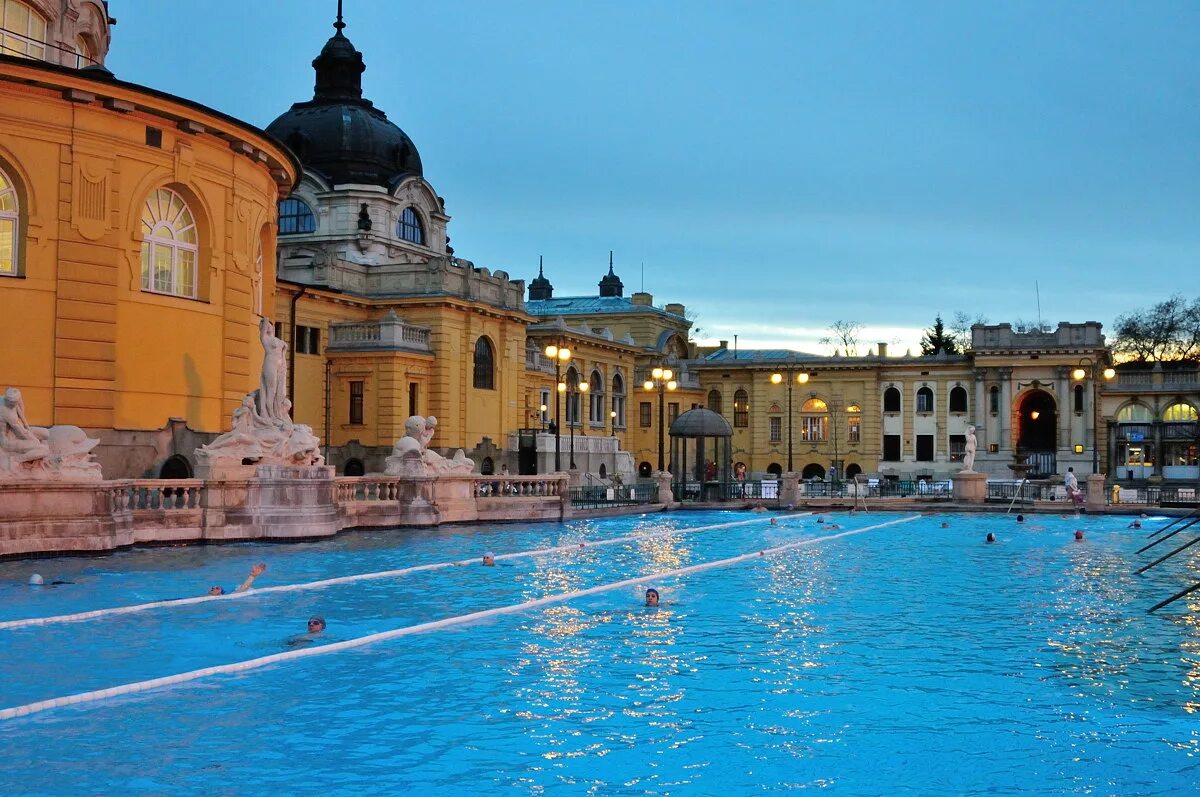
[770,365,810,473]
[610,410,617,436]
[643,367,678,472]
[561,375,589,470]
[539,403,547,432]
[1072,358,1116,474]
[544,343,572,471]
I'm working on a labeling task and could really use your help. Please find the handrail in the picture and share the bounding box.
[1135,532,1200,575]
[1134,516,1200,555]
[1146,507,1200,539]
[1149,579,1200,613]
[1005,479,1027,514]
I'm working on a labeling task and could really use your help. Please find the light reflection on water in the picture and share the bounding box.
[1,511,1199,795]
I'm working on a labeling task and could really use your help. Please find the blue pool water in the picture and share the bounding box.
[1,510,1198,795]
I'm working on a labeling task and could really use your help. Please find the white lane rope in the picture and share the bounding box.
[0,515,810,631]
[0,515,917,720]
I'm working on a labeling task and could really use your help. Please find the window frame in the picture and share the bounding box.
[916,386,934,414]
[0,1,48,61]
[397,206,425,245]
[949,385,968,413]
[733,388,749,428]
[883,387,902,413]
[140,187,199,300]
[348,380,364,426]
[639,401,652,428]
[0,164,19,276]
[278,197,317,235]
[472,336,495,390]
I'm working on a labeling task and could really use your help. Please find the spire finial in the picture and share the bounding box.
[608,250,614,275]
[539,254,544,277]
[334,0,345,31]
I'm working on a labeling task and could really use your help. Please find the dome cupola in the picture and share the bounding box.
[266,4,423,188]
[598,251,623,297]
[529,256,554,301]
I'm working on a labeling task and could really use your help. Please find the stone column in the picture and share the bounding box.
[998,368,1013,455]
[779,471,800,507]
[1056,366,1070,452]
[1151,421,1164,482]
[1086,473,1105,511]
[653,470,674,505]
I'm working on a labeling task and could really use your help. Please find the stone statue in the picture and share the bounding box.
[385,415,473,475]
[0,387,102,481]
[196,319,323,470]
[961,425,977,472]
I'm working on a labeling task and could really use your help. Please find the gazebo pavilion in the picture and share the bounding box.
[669,408,733,501]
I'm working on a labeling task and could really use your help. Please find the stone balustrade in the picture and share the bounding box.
[327,312,432,353]
[472,476,564,498]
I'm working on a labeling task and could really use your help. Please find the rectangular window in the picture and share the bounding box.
[916,434,934,461]
[800,416,827,442]
[668,402,680,425]
[848,415,861,443]
[349,380,364,425]
[639,402,652,428]
[989,387,1000,414]
[409,382,419,417]
[916,391,934,413]
[295,325,321,355]
[883,434,901,461]
[949,434,966,462]
[540,388,551,426]
[769,417,782,443]
[733,396,748,427]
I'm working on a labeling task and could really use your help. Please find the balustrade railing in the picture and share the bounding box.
[111,480,205,512]
[335,477,404,503]
[474,476,565,498]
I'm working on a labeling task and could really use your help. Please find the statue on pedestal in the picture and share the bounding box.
[0,387,102,481]
[196,319,324,469]
[385,415,473,475]
[961,425,977,472]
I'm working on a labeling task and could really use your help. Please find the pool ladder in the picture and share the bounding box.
[1138,508,1200,612]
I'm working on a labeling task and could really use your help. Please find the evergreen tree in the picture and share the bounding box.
[920,315,959,356]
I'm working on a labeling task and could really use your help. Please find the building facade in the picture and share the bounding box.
[0,4,298,478]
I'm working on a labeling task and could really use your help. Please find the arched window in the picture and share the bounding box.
[278,198,316,234]
[472,336,494,390]
[1163,403,1199,423]
[397,206,424,244]
[611,373,626,429]
[589,368,605,424]
[140,188,198,298]
[801,397,827,441]
[949,386,968,413]
[801,463,826,480]
[847,404,862,443]
[72,35,92,68]
[1116,404,1153,423]
[158,454,193,479]
[916,386,934,413]
[1073,384,1085,413]
[480,456,494,475]
[0,1,47,60]
[343,458,365,477]
[989,385,1000,414]
[733,389,749,428]
[0,165,18,275]
[766,463,783,477]
[845,462,863,479]
[707,389,722,414]
[564,366,580,425]
[883,387,902,413]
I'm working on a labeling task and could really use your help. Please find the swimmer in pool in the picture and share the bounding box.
[28,574,74,587]
[986,532,996,544]
[207,563,266,596]
[645,588,660,607]
[482,552,496,566]
[769,517,778,526]
[940,522,950,528]
[1074,530,1085,541]
[1128,520,1142,529]
[1015,515,1025,523]
[287,616,326,648]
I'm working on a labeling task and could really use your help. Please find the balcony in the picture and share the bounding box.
[326,311,432,354]
[1106,369,1199,393]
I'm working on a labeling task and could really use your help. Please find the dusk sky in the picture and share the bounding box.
[109,1,1199,354]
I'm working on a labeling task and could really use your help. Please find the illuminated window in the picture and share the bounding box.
[1116,404,1152,423]
[397,206,424,245]
[611,373,626,428]
[0,166,17,275]
[0,1,47,60]
[1163,403,1199,423]
[278,198,316,234]
[847,404,861,443]
[140,188,198,298]
[800,397,827,442]
[733,389,749,427]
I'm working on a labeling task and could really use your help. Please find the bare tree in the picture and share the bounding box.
[949,311,988,352]
[1112,294,1200,362]
[684,308,705,340]
[819,320,862,357]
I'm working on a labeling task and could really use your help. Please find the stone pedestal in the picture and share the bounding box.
[654,471,674,505]
[1086,473,1106,512]
[203,464,338,541]
[431,474,480,523]
[779,472,801,507]
[0,482,130,556]
[953,470,988,503]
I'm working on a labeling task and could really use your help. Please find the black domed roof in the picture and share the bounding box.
[266,14,422,188]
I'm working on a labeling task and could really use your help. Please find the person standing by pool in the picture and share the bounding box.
[207,563,267,596]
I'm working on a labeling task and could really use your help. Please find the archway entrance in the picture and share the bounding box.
[1017,390,1057,451]
[801,463,826,480]
[159,455,192,479]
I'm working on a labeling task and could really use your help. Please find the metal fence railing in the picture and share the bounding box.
[569,482,657,510]
[1110,485,1198,506]
[670,479,953,502]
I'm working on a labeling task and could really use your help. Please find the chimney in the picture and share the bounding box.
[878,342,888,358]
[630,292,653,306]
[665,303,685,316]
[719,340,729,349]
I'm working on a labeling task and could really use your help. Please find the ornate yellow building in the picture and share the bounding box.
[0,1,298,477]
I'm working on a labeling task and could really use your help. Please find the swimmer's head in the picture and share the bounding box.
[482,552,495,566]
[28,573,43,586]
[208,585,225,596]
[940,522,950,528]
[986,532,996,543]
[1016,515,1024,523]
[769,517,778,525]
[307,617,326,633]
[645,588,660,607]
[1074,530,1084,541]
